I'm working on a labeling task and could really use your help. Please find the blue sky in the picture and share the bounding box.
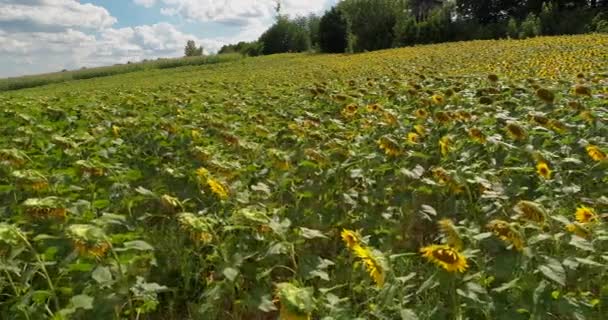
[0,0,337,78]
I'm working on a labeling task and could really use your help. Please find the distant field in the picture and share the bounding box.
[0,34,607,320]
[0,53,242,92]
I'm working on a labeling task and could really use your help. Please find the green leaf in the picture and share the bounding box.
[258,294,278,312]
[71,294,94,310]
[569,236,594,252]
[223,267,239,282]
[123,240,154,251]
[493,278,519,293]
[400,309,420,320]
[538,260,565,286]
[92,266,113,285]
[300,227,327,239]
[575,257,602,267]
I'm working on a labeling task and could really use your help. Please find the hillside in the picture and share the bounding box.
[0,34,607,320]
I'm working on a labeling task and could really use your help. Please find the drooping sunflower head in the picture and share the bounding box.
[340,229,361,249]
[367,103,382,113]
[353,245,386,288]
[432,167,451,185]
[67,224,110,258]
[160,194,181,211]
[431,94,445,105]
[548,119,567,134]
[437,219,463,250]
[487,74,499,82]
[513,200,546,224]
[586,145,606,162]
[506,122,527,140]
[0,148,29,167]
[486,220,525,251]
[23,197,67,220]
[439,136,451,157]
[536,162,552,180]
[573,85,592,96]
[434,111,451,124]
[420,244,468,273]
[536,88,555,104]
[467,128,486,143]
[178,212,215,244]
[377,136,401,156]
[207,178,229,200]
[575,206,598,224]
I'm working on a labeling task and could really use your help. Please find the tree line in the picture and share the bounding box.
[218,0,607,56]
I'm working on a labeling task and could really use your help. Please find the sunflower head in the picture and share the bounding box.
[420,244,468,273]
[415,108,429,119]
[573,85,591,96]
[407,132,420,144]
[367,103,382,113]
[352,245,386,288]
[340,229,361,249]
[67,224,110,258]
[536,88,555,104]
[207,178,229,199]
[586,145,606,162]
[434,111,451,124]
[486,220,525,251]
[468,128,486,143]
[575,206,598,224]
[536,162,552,180]
[377,136,401,156]
[439,136,451,157]
[487,74,499,82]
[413,124,426,136]
[506,122,527,140]
[513,200,546,224]
[431,94,445,105]
[565,223,591,239]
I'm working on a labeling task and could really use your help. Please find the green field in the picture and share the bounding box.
[0,34,607,320]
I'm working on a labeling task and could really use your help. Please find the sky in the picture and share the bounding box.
[0,0,338,78]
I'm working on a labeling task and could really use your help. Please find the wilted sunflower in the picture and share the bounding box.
[353,245,386,288]
[420,244,468,273]
[579,111,594,123]
[573,85,592,96]
[513,200,546,224]
[575,206,598,224]
[438,219,463,250]
[0,148,28,167]
[468,128,486,143]
[207,178,229,199]
[67,224,110,258]
[340,229,361,249]
[434,111,451,124]
[548,119,567,134]
[377,136,400,156]
[586,145,606,161]
[486,220,525,251]
[341,103,358,118]
[432,167,451,185]
[178,213,214,244]
[536,88,555,104]
[487,74,499,82]
[506,122,527,140]
[160,194,181,211]
[407,132,420,144]
[383,111,398,125]
[23,197,67,220]
[536,162,552,180]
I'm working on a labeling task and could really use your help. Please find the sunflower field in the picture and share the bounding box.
[0,34,607,320]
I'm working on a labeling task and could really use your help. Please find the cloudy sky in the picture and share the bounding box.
[0,0,337,78]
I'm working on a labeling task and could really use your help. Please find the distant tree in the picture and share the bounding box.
[184,40,204,57]
[319,7,348,53]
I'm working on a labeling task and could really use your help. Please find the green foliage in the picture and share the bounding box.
[184,40,204,57]
[259,16,312,55]
[319,7,348,53]
[520,13,542,39]
[507,17,519,38]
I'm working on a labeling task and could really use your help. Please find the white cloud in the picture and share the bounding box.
[0,0,116,31]
[133,0,156,8]
[158,0,327,25]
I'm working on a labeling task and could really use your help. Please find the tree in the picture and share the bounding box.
[319,7,349,53]
[184,40,203,57]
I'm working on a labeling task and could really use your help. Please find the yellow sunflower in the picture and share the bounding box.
[513,200,546,224]
[377,136,400,156]
[420,244,468,273]
[575,206,598,224]
[415,108,429,119]
[439,136,451,157]
[431,94,445,105]
[413,124,426,136]
[340,229,361,249]
[406,132,420,144]
[506,122,527,140]
[586,145,606,162]
[207,178,229,199]
[352,245,386,288]
[467,128,486,143]
[536,162,552,179]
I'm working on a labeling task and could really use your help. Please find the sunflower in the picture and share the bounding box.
[413,124,426,136]
[407,132,420,144]
[207,178,229,199]
[439,136,451,157]
[432,167,451,185]
[438,219,463,250]
[352,245,386,288]
[536,162,552,179]
[536,88,555,104]
[341,103,358,118]
[579,111,594,123]
[575,206,598,224]
[191,129,202,139]
[340,229,361,249]
[196,167,210,179]
[112,125,120,137]
[367,103,382,113]
[383,111,398,125]
[506,122,527,140]
[67,224,110,258]
[73,241,111,258]
[486,220,525,251]
[586,145,606,161]
[415,108,429,119]
[573,85,591,96]
[548,119,567,134]
[513,200,546,224]
[160,194,181,211]
[377,136,400,156]
[487,74,499,82]
[467,128,486,143]
[420,244,468,273]
[431,94,445,105]
[434,111,451,124]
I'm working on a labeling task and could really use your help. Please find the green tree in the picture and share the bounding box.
[319,7,349,53]
[184,40,203,57]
